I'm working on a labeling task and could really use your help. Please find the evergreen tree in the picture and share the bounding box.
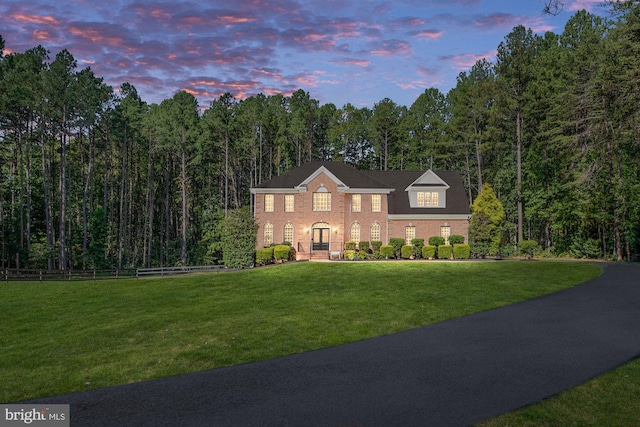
[469,183,505,257]
[221,206,258,268]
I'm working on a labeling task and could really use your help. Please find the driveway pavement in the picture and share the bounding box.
[23,262,640,426]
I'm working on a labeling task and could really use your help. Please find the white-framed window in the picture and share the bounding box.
[371,194,381,212]
[370,222,381,242]
[312,192,331,211]
[351,194,361,212]
[284,222,294,244]
[405,226,416,246]
[264,222,274,246]
[350,222,361,245]
[264,194,274,212]
[417,191,439,207]
[440,225,451,244]
[285,194,294,212]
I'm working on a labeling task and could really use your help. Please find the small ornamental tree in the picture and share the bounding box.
[221,206,259,268]
[520,240,539,259]
[428,236,445,247]
[469,183,505,257]
[389,238,404,258]
[411,238,424,258]
[448,235,465,245]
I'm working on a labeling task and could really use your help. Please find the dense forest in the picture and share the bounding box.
[1,2,639,269]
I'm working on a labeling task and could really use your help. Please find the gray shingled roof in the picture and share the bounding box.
[255,161,392,189]
[254,161,470,215]
[365,170,471,215]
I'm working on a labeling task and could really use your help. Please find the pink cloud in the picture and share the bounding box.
[474,13,554,33]
[369,39,412,56]
[336,58,371,67]
[32,29,55,41]
[12,13,60,26]
[68,25,127,47]
[415,29,444,39]
[439,50,496,71]
[567,0,602,12]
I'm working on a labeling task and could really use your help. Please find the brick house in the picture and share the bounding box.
[250,161,471,260]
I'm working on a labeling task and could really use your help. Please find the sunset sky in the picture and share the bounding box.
[0,0,608,108]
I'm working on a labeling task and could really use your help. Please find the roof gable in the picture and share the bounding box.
[405,170,450,190]
[295,165,347,191]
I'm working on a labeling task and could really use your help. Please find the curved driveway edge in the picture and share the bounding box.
[23,262,640,426]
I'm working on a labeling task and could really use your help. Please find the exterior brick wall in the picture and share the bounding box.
[387,219,469,245]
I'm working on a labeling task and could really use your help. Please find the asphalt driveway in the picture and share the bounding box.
[23,262,640,426]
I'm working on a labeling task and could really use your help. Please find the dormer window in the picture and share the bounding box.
[417,191,439,207]
[405,170,448,208]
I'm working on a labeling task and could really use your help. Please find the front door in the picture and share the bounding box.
[312,227,330,250]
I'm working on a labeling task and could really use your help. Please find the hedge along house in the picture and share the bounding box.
[250,161,471,260]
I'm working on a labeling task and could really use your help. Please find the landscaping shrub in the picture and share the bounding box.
[497,244,516,258]
[411,238,424,247]
[389,238,404,258]
[401,245,414,259]
[344,241,357,250]
[520,240,539,259]
[357,250,369,260]
[471,241,491,258]
[359,241,370,253]
[256,247,274,265]
[344,250,356,260]
[422,245,436,259]
[438,245,452,260]
[288,246,297,261]
[380,245,395,259]
[411,238,424,258]
[453,244,470,259]
[428,236,446,247]
[448,235,465,245]
[273,244,291,261]
[453,243,471,259]
[371,241,382,251]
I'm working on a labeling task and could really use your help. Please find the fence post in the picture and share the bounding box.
[39,270,43,282]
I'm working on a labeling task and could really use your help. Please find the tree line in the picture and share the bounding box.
[1,2,639,269]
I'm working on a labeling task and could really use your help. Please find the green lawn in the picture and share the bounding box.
[479,356,640,427]
[1,261,600,404]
